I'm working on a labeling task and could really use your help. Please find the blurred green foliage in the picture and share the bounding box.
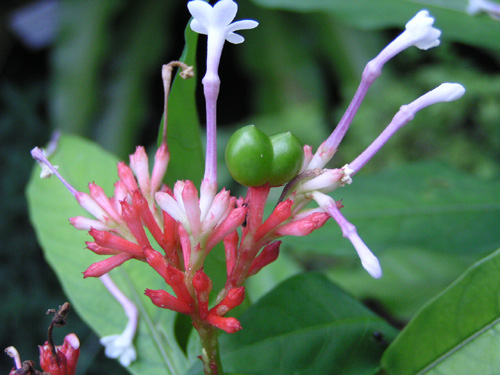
[2,0,500,373]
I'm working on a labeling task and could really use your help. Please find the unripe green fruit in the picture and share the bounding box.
[225,125,272,187]
[268,132,303,186]
[225,125,304,187]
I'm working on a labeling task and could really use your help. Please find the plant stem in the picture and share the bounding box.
[197,323,223,375]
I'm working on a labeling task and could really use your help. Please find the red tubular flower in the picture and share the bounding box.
[120,200,151,248]
[205,205,248,251]
[274,212,329,237]
[248,241,281,277]
[254,199,293,242]
[193,269,213,319]
[243,185,270,234]
[85,242,120,255]
[117,162,139,192]
[88,228,143,258]
[206,314,242,334]
[164,263,194,305]
[83,253,133,278]
[178,223,192,268]
[210,286,245,316]
[182,180,202,239]
[39,333,80,375]
[150,143,170,194]
[88,182,122,223]
[132,190,167,250]
[145,289,194,314]
[223,231,239,277]
[144,247,169,280]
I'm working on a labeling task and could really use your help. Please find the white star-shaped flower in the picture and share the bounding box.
[100,333,137,367]
[188,0,258,44]
[404,10,441,50]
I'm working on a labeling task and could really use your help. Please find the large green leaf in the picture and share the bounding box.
[219,272,398,375]
[382,247,500,374]
[250,0,500,51]
[27,134,189,375]
[327,247,476,320]
[285,162,500,258]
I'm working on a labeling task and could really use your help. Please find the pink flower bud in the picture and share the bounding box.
[178,224,191,267]
[132,191,166,250]
[206,314,242,334]
[164,263,193,305]
[59,334,80,375]
[89,228,143,258]
[39,333,80,375]
[193,269,213,319]
[86,242,119,255]
[144,247,169,281]
[69,216,110,231]
[205,206,247,251]
[39,342,67,375]
[223,231,239,277]
[88,183,122,222]
[210,287,245,316]
[248,241,281,276]
[129,146,151,197]
[150,143,170,194]
[83,253,133,278]
[75,192,108,222]
[275,212,329,237]
[182,180,202,239]
[145,289,193,314]
[117,162,138,192]
[254,199,293,242]
[120,200,151,248]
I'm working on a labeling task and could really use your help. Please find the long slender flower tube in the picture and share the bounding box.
[274,11,465,279]
[187,0,258,189]
[284,84,465,278]
[308,10,441,169]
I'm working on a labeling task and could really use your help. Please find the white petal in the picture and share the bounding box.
[212,0,238,27]
[187,0,213,28]
[349,232,383,279]
[405,10,441,50]
[190,18,208,35]
[226,32,245,44]
[100,334,137,367]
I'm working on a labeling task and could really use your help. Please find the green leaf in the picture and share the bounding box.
[161,26,205,186]
[286,162,500,258]
[250,0,500,51]
[220,272,398,375]
[382,247,500,374]
[327,247,476,320]
[27,134,189,375]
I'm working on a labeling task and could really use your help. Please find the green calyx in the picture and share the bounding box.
[225,125,304,187]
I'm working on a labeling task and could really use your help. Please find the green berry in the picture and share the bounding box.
[225,125,272,187]
[268,132,304,186]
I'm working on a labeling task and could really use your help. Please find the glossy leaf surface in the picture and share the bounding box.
[382,247,500,374]
[220,272,398,375]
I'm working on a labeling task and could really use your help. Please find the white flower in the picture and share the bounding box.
[310,191,383,279]
[101,333,137,367]
[467,0,500,18]
[411,83,466,112]
[188,0,258,44]
[404,10,441,50]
